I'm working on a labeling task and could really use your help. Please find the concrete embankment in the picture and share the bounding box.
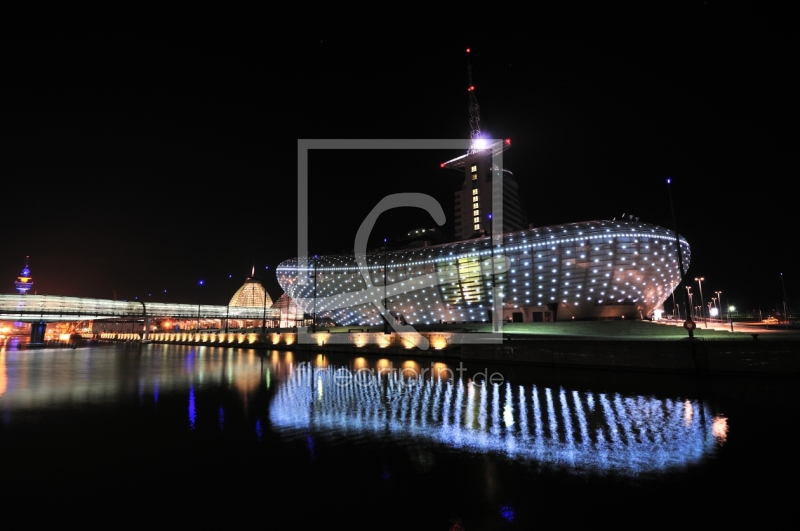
[97,329,800,376]
[460,337,800,375]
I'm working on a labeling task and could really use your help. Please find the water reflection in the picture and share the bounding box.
[269,362,723,475]
[0,345,265,411]
[0,346,729,478]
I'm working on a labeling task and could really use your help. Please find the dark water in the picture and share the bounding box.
[0,342,796,528]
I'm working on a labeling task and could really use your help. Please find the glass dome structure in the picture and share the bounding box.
[229,269,273,308]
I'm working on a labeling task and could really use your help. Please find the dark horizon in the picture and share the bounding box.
[4,12,795,313]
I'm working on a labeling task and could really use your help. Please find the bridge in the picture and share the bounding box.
[0,294,281,344]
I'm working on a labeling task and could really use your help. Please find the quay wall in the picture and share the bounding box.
[96,331,800,375]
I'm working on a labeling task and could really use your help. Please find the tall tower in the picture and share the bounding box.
[15,256,33,295]
[442,49,527,241]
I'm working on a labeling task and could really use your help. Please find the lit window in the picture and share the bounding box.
[472,189,478,196]
[474,223,480,230]
[471,165,477,172]
[473,209,479,216]
[472,173,477,180]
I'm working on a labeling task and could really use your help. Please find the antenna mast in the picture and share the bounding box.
[467,48,481,153]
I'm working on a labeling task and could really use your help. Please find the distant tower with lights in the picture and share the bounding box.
[15,256,34,295]
[442,48,528,241]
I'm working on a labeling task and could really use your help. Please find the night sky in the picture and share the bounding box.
[4,9,795,313]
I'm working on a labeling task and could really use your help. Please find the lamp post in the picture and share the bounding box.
[268,266,269,338]
[780,272,789,329]
[671,289,680,320]
[686,286,693,319]
[715,291,722,323]
[196,280,204,333]
[311,258,317,334]
[695,277,707,328]
[225,274,232,333]
[667,178,693,337]
[383,239,389,335]
[488,213,500,332]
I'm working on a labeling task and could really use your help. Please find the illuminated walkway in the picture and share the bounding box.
[0,294,278,322]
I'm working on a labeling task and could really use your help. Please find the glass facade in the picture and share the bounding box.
[229,278,273,308]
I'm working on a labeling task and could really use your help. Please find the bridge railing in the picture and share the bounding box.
[0,294,280,321]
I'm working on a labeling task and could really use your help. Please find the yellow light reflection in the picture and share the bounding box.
[401,360,420,379]
[353,357,368,370]
[712,415,728,444]
[433,362,452,381]
[683,399,693,427]
[0,352,6,397]
[376,358,392,375]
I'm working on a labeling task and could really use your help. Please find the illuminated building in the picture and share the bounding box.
[441,49,526,240]
[442,138,527,240]
[229,267,273,308]
[14,256,33,295]
[276,52,690,324]
[271,294,306,328]
[277,219,690,324]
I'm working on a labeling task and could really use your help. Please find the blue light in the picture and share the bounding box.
[199,280,204,286]
[666,178,672,184]
[188,387,196,430]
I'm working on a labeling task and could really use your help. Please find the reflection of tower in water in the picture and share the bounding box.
[269,363,728,475]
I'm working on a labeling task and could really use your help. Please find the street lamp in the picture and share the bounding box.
[780,272,789,328]
[715,291,722,322]
[383,239,389,334]
[666,178,693,338]
[488,213,500,332]
[225,274,232,333]
[695,277,706,328]
[268,266,269,337]
[686,286,693,319]
[311,258,317,334]
[671,290,679,320]
[196,280,204,333]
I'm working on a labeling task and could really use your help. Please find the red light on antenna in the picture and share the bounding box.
[440,163,445,168]
[505,138,511,145]
[466,48,471,53]
[469,85,474,91]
